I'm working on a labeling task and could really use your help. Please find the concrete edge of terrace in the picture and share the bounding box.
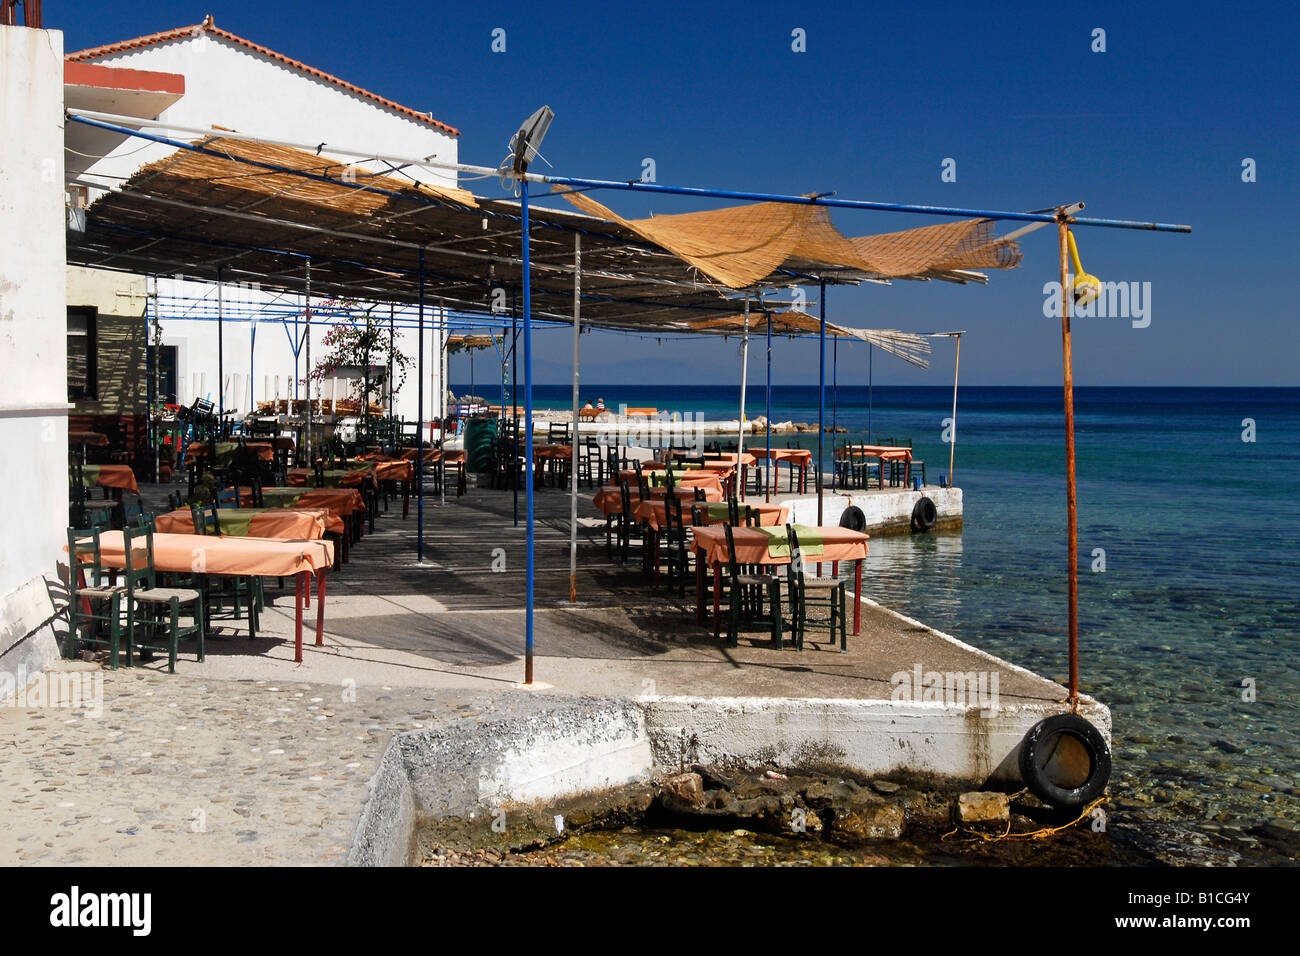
[346,683,1108,866]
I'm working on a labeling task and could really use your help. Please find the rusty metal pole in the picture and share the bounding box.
[1058,216,1080,711]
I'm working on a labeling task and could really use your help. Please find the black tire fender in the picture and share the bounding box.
[1018,713,1112,809]
[839,505,866,532]
[910,496,937,532]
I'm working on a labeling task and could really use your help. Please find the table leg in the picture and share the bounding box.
[695,549,705,624]
[294,572,304,663]
[315,568,326,646]
[854,560,862,635]
[712,562,722,640]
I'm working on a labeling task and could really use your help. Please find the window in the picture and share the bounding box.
[67,306,98,400]
[146,344,178,406]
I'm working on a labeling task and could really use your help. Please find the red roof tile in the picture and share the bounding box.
[66,17,459,136]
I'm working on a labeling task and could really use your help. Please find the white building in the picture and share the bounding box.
[65,15,459,425]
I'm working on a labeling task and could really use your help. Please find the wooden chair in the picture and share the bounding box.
[65,527,126,667]
[661,491,690,597]
[121,525,205,673]
[721,523,782,648]
[783,524,846,652]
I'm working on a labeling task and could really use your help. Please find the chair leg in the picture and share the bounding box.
[168,598,180,674]
[109,593,122,669]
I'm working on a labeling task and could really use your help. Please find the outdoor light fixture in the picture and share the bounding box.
[508,105,554,176]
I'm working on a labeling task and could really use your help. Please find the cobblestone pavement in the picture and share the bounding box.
[0,667,529,866]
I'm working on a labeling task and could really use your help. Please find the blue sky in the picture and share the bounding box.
[59,1,1298,386]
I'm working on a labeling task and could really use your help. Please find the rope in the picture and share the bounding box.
[940,794,1107,844]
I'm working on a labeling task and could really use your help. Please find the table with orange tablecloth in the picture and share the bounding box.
[75,464,140,498]
[617,468,724,498]
[843,445,912,487]
[690,524,870,639]
[185,441,274,466]
[633,499,789,532]
[155,507,328,540]
[750,447,813,493]
[82,531,334,662]
[593,482,723,516]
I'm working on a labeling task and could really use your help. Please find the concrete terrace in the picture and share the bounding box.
[1,475,1075,865]
[142,479,1059,704]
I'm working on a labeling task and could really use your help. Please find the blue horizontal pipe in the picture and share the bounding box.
[541,175,1192,234]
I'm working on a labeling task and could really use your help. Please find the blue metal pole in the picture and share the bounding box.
[542,173,1192,233]
[511,291,518,527]
[522,180,536,685]
[67,116,1192,234]
[417,247,425,562]
[817,281,826,525]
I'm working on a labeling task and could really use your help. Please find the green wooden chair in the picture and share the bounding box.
[66,527,126,667]
[721,522,782,649]
[189,503,260,639]
[783,524,847,652]
[660,491,689,597]
[121,525,205,673]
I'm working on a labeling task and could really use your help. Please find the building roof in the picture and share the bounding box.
[66,16,459,136]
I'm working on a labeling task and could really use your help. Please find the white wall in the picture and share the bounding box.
[152,276,447,426]
[66,29,458,193]
[0,26,69,675]
[66,28,460,427]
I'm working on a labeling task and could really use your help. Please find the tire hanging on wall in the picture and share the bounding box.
[1018,713,1112,809]
[839,505,866,533]
[910,496,937,533]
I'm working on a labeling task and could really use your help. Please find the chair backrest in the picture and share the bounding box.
[666,490,684,538]
[68,526,104,589]
[784,523,806,598]
[216,486,240,509]
[122,523,157,594]
[190,503,221,536]
[721,521,742,579]
[123,495,147,526]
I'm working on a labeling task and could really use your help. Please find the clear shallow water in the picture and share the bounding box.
[464,384,1300,862]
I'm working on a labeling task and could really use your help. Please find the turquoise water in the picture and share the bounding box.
[466,384,1300,861]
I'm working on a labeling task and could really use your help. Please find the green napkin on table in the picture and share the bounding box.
[212,510,258,536]
[755,524,824,558]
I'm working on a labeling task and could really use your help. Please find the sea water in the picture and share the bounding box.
[463,384,1300,863]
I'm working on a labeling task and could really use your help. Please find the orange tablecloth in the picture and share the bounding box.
[690,525,869,638]
[593,483,723,516]
[617,469,724,496]
[77,531,332,663]
[79,464,139,496]
[634,500,790,532]
[87,531,333,577]
[750,447,812,465]
[155,507,328,540]
[690,524,869,568]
